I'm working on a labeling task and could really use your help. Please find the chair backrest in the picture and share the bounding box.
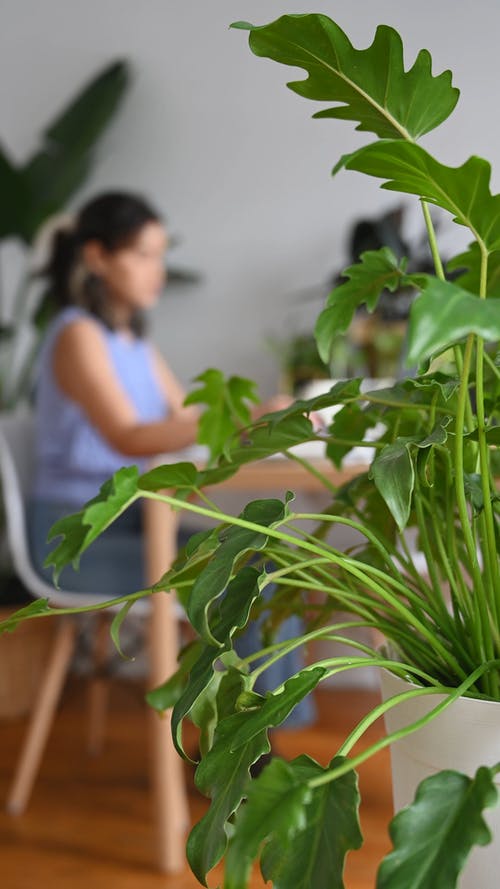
[0,409,39,590]
[0,409,120,608]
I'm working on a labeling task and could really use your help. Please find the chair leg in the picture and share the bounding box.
[87,613,112,756]
[6,617,77,815]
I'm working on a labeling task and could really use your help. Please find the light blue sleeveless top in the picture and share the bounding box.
[32,306,167,505]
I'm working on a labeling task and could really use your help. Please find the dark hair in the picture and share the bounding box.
[41,191,163,334]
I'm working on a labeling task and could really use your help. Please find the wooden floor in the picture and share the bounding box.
[0,678,393,888]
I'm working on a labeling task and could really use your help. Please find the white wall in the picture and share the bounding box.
[1,0,499,395]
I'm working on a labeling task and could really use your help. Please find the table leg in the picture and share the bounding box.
[144,496,189,873]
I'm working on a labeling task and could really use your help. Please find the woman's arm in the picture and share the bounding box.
[52,318,199,456]
[149,344,199,418]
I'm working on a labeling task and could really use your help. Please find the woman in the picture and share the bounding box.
[29,190,314,727]
[29,191,200,594]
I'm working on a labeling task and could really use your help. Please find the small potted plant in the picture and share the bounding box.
[10,11,500,888]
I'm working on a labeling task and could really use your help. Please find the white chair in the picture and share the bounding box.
[0,408,151,814]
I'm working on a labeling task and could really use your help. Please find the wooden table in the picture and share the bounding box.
[144,454,367,872]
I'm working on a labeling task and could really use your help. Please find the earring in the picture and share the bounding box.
[69,260,93,305]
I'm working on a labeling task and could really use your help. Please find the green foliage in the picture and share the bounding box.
[5,11,500,889]
[341,143,500,253]
[0,60,130,244]
[0,58,131,408]
[187,713,270,883]
[232,16,458,140]
[45,466,140,582]
[407,277,500,364]
[377,767,499,888]
[315,247,407,364]
[0,598,52,635]
[223,757,312,889]
[448,244,500,297]
[185,369,259,462]
[258,755,362,889]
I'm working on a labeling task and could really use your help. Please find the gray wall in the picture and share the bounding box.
[1,0,499,395]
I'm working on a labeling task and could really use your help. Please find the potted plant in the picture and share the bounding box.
[0,59,131,409]
[6,11,500,888]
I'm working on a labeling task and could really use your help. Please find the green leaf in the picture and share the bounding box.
[371,439,416,531]
[0,144,31,239]
[224,758,311,889]
[315,248,407,364]
[43,60,130,152]
[326,400,382,468]
[45,466,140,581]
[215,667,253,721]
[171,645,222,758]
[193,667,254,758]
[187,499,289,644]
[255,379,362,427]
[146,640,205,711]
[187,713,270,883]
[44,509,90,583]
[415,418,452,489]
[22,152,91,239]
[154,528,221,605]
[67,465,140,546]
[209,566,263,647]
[407,277,500,365]
[343,141,500,253]
[448,243,500,298]
[232,15,458,140]
[20,60,130,240]
[110,599,137,659]
[229,668,326,750]
[377,766,499,889]
[189,671,225,758]
[260,755,363,889]
[227,375,260,426]
[0,599,52,635]
[139,461,199,492]
[193,414,317,492]
[467,426,500,446]
[171,566,262,755]
[463,473,485,514]
[227,414,315,459]
[416,417,452,450]
[187,385,362,490]
[185,368,259,462]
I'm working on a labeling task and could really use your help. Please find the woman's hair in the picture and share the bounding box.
[40,191,163,333]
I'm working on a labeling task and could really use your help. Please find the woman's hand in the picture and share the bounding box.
[251,394,294,421]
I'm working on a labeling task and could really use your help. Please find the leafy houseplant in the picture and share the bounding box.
[6,11,500,888]
[0,59,131,408]
[272,205,436,390]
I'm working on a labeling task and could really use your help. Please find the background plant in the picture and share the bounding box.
[0,59,201,410]
[0,59,130,408]
[4,11,500,889]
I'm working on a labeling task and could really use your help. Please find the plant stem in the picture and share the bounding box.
[309,660,500,789]
[454,334,495,693]
[421,201,444,279]
[283,448,339,494]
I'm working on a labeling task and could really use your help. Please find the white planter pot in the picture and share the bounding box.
[380,669,500,888]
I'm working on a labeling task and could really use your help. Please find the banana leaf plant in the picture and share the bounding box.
[5,12,500,889]
[0,59,131,406]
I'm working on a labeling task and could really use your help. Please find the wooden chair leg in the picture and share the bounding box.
[145,498,189,873]
[6,617,77,815]
[149,594,190,874]
[87,614,111,756]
